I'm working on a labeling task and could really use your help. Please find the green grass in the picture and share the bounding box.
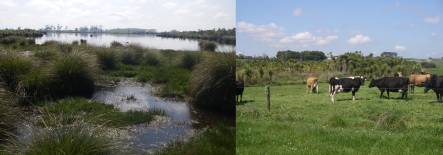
[157,125,235,155]
[40,98,164,128]
[237,83,443,154]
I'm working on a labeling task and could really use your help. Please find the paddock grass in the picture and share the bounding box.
[236,83,443,154]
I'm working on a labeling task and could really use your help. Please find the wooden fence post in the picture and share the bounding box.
[266,85,270,112]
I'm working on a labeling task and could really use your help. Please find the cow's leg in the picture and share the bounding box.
[352,91,356,101]
[410,85,414,93]
[387,90,390,99]
[380,89,384,98]
[316,84,319,94]
[240,93,243,103]
[331,92,336,103]
[236,95,238,103]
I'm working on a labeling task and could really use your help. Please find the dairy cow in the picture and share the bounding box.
[424,75,443,102]
[409,74,431,93]
[329,77,364,103]
[306,77,319,94]
[369,77,409,99]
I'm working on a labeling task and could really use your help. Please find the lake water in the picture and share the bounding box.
[92,79,198,153]
[35,33,235,52]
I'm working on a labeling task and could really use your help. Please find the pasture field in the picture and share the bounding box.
[236,83,443,154]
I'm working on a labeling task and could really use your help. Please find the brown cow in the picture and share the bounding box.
[306,77,319,94]
[409,74,431,93]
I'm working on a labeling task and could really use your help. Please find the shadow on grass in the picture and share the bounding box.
[236,100,254,105]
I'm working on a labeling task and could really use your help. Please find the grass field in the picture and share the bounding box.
[236,82,443,154]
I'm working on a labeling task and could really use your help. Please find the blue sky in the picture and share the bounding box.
[237,0,443,58]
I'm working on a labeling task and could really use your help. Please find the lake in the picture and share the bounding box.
[35,33,235,52]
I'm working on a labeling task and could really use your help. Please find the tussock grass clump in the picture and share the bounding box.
[189,52,235,114]
[4,122,119,155]
[50,52,97,98]
[198,40,217,52]
[327,115,347,128]
[180,52,201,69]
[120,48,144,65]
[34,50,58,61]
[143,51,160,66]
[0,53,32,89]
[0,84,20,142]
[95,49,118,70]
[374,111,407,131]
[58,43,73,53]
[110,41,123,48]
[16,69,51,102]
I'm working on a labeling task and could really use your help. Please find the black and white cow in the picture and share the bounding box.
[329,77,365,103]
[424,75,443,102]
[236,80,245,103]
[368,77,409,99]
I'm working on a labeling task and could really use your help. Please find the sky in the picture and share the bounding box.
[237,0,443,59]
[0,0,235,31]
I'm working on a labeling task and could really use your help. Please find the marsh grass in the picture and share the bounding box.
[3,120,120,155]
[40,98,164,128]
[0,53,32,89]
[190,52,235,114]
[95,49,118,70]
[0,84,20,142]
[50,52,97,98]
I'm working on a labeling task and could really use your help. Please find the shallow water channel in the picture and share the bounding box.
[92,79,198,153]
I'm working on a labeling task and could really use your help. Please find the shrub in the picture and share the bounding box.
[198,41,217,52]
[189,52,235,114]
[50,52,96,98]
[0,53,33,89]
[96,49,118,70]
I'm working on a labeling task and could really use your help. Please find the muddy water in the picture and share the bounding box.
[92,79,197,153]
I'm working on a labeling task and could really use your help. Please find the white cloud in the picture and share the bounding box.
[0,0,235,31]
[394,45,406,51]
[238,21,283,42]
[293,8,302,16]
[280,31,338,46]
[424,16,440,24]
[348,34,371,45]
